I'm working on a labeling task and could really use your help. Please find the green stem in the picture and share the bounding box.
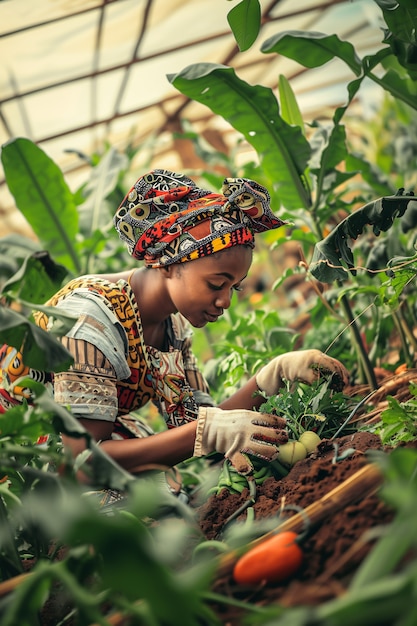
[338,290,377,389]
[392,311,413,367]
[398,304,417,356]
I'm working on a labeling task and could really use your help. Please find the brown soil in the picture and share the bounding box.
[195,371,417,625]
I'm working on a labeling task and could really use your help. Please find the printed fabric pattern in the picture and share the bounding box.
[114,169,286,267]
[0,344,52,412]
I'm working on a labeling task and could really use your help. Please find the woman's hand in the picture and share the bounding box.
[256,349,349,397]
[194,407,288,475]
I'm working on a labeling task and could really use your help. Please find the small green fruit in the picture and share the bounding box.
[277,441,307,467]
[299,430,322,453]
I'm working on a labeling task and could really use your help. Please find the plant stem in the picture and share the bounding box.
[338,290,377,389]
[392,311,413,367]
[398,303,417,355]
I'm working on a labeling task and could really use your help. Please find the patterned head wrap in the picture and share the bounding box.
[114,169,286,267]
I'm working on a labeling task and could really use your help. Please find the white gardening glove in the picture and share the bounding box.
[256,349,349,397]
[194,407,288,475]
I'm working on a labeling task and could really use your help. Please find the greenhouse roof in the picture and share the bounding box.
[0,0,386,221]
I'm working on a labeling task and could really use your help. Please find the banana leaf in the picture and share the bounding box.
[168,63,311,211]
[310,190,417,283]
[262,28,417,113]
[78,146,128,236]
[0,234,41,282]
[1,137,81,273]
[261,31,362,74]
[278,74,305,134]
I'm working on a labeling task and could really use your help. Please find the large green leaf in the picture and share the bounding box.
[168,63,311,210]
[1,138,81,273]
[227,0,261,52]
[0,306,73,372]
[310,190,417,283]
[310,123,347,174]
[261,31,362,75]
[307,122,350,214]
[373,67,417,108]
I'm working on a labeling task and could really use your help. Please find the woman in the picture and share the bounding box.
[1,169,348,483]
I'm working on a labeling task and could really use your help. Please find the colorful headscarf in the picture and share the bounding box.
[114,169,286,267]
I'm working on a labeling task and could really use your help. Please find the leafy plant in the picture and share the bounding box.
[259,377,358,440]
[0,138,133,282]
[373,382,417,445]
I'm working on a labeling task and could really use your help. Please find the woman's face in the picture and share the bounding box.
[165,245,253,328]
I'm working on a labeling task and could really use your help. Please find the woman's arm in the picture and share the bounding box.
[61,418,198,478]
[219,375,265,411]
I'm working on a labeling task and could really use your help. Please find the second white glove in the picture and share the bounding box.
[256,349,349,397]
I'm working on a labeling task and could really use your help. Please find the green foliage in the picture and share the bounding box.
[258,377,357,440]
[0,486,218,626]
[348,446,417,591]
[202,303,295,400]
[375,0,417,80]
[261,31,362,73]
[1,138,81,274]
[0,308,74,372]
[227,0,261,52]
[310,190,416,283]
[373,382,417,445]
[0,138,132,286]
[0,235,42,286]
[278,75,306,133]
[1,251,68,305]
[0,1,417,622]
[168,64,312,212]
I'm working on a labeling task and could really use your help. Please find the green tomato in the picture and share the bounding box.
[298,430,322,453]
[276,441,307,467]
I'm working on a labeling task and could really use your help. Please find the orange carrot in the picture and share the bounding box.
[233,530,303,585]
